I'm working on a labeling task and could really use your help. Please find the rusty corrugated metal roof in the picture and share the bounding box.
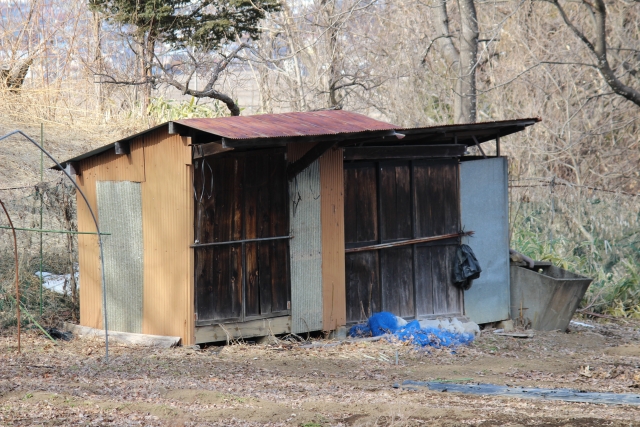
[54,112,541,169]
[175,110,400,140]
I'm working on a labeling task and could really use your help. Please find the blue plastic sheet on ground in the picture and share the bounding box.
[398,381,640,406]
[348,312,474,348]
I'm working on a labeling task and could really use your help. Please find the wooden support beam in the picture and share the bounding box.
[194,316,292,344]
[287,140,339,181]
[114,141,130,155]
[63,322,181,348]
[343,144,466,161]
[193,141,233,159]
[345,231,474,254]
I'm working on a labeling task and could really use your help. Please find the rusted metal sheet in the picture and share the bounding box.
[76,138,146,330]
[141,129,195,344]
[57,114,539,169]
[77,128,195,344]
[320,146,346,331]
[177,110,400,140]
[288,143,323,334]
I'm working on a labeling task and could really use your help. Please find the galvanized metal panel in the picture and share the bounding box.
[96,181,144,333]
[460,157,510,324]
[289,159,323,334]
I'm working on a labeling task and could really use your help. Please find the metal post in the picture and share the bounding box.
[40,123,44,317]
[0,130,110,363]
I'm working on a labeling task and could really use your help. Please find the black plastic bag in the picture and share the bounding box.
[454,244,482,291]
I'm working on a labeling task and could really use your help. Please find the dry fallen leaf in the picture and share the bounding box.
[579,365,592,378]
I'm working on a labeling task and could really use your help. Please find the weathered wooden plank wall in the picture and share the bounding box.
[193,150,290,326]
[344,159,462,323]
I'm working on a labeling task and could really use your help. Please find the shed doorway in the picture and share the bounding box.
[193,149,291,326]
[344,159,463,324]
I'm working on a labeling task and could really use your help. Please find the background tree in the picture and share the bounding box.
[89,0,280,115]
[544,0,640,108]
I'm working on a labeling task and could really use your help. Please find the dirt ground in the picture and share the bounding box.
[2,318,640,426]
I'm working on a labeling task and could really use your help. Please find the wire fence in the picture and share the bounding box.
[0,179,79,329]
[509,178,640,316]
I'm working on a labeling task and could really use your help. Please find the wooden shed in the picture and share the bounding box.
[58,111,539,345]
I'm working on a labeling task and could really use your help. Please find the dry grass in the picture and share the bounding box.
[2,319,640,426]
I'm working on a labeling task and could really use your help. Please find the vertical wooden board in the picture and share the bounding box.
[379,165,397,241]
[413,163,432,238]
[380,163,412,241]
[270,239,290,312]
[195,248,215,321]
[395,166,412,239]
[229,244,243,318]
[212,245,230,318]
[444,244,463,314]
[245,242,260,317]
[356,167,378,242]
[380,246,414,318]
[255,155,270,238]
[431,245,451,315]
[258,241,273,314]
[141,130,193,343]
[345,251,380,323]
[232,157,244,241]
[415,246,435,316]
[244,155,259,240]
[321,147,346,330]
[343,168,358,244]
[193,157,215,244]
[269,152,288,237]
[442,162,461,234]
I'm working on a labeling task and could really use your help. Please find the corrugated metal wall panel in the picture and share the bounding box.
[76,139,145,329]
[76,163,101,329]
[320,146,346,331]
[460,157,510,324]
[96,181,144,333]
[76,130,194,345]
[288,159,323,333]
[141,129,194,344]
[288,143,323,333]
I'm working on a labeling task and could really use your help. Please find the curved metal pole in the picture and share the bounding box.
[0,198,19,353]
[0,130,109,362]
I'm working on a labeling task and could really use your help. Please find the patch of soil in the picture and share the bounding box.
[1,318,640,426]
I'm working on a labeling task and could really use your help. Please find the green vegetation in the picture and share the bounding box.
[511,187,640,317]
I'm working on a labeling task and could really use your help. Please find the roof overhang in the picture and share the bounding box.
[53,113,540,170]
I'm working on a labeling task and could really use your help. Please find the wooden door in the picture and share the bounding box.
[344,159,462,323]
[193,149,290,325]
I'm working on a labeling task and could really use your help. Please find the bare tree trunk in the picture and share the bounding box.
[457,0,478,123]
[436,0,478,123]
[550,0,640,107]
[321,0,341,108]
[282,2,307,111]
[92,11,104,115]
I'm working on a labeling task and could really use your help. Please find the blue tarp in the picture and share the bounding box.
[348,312,474,348]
